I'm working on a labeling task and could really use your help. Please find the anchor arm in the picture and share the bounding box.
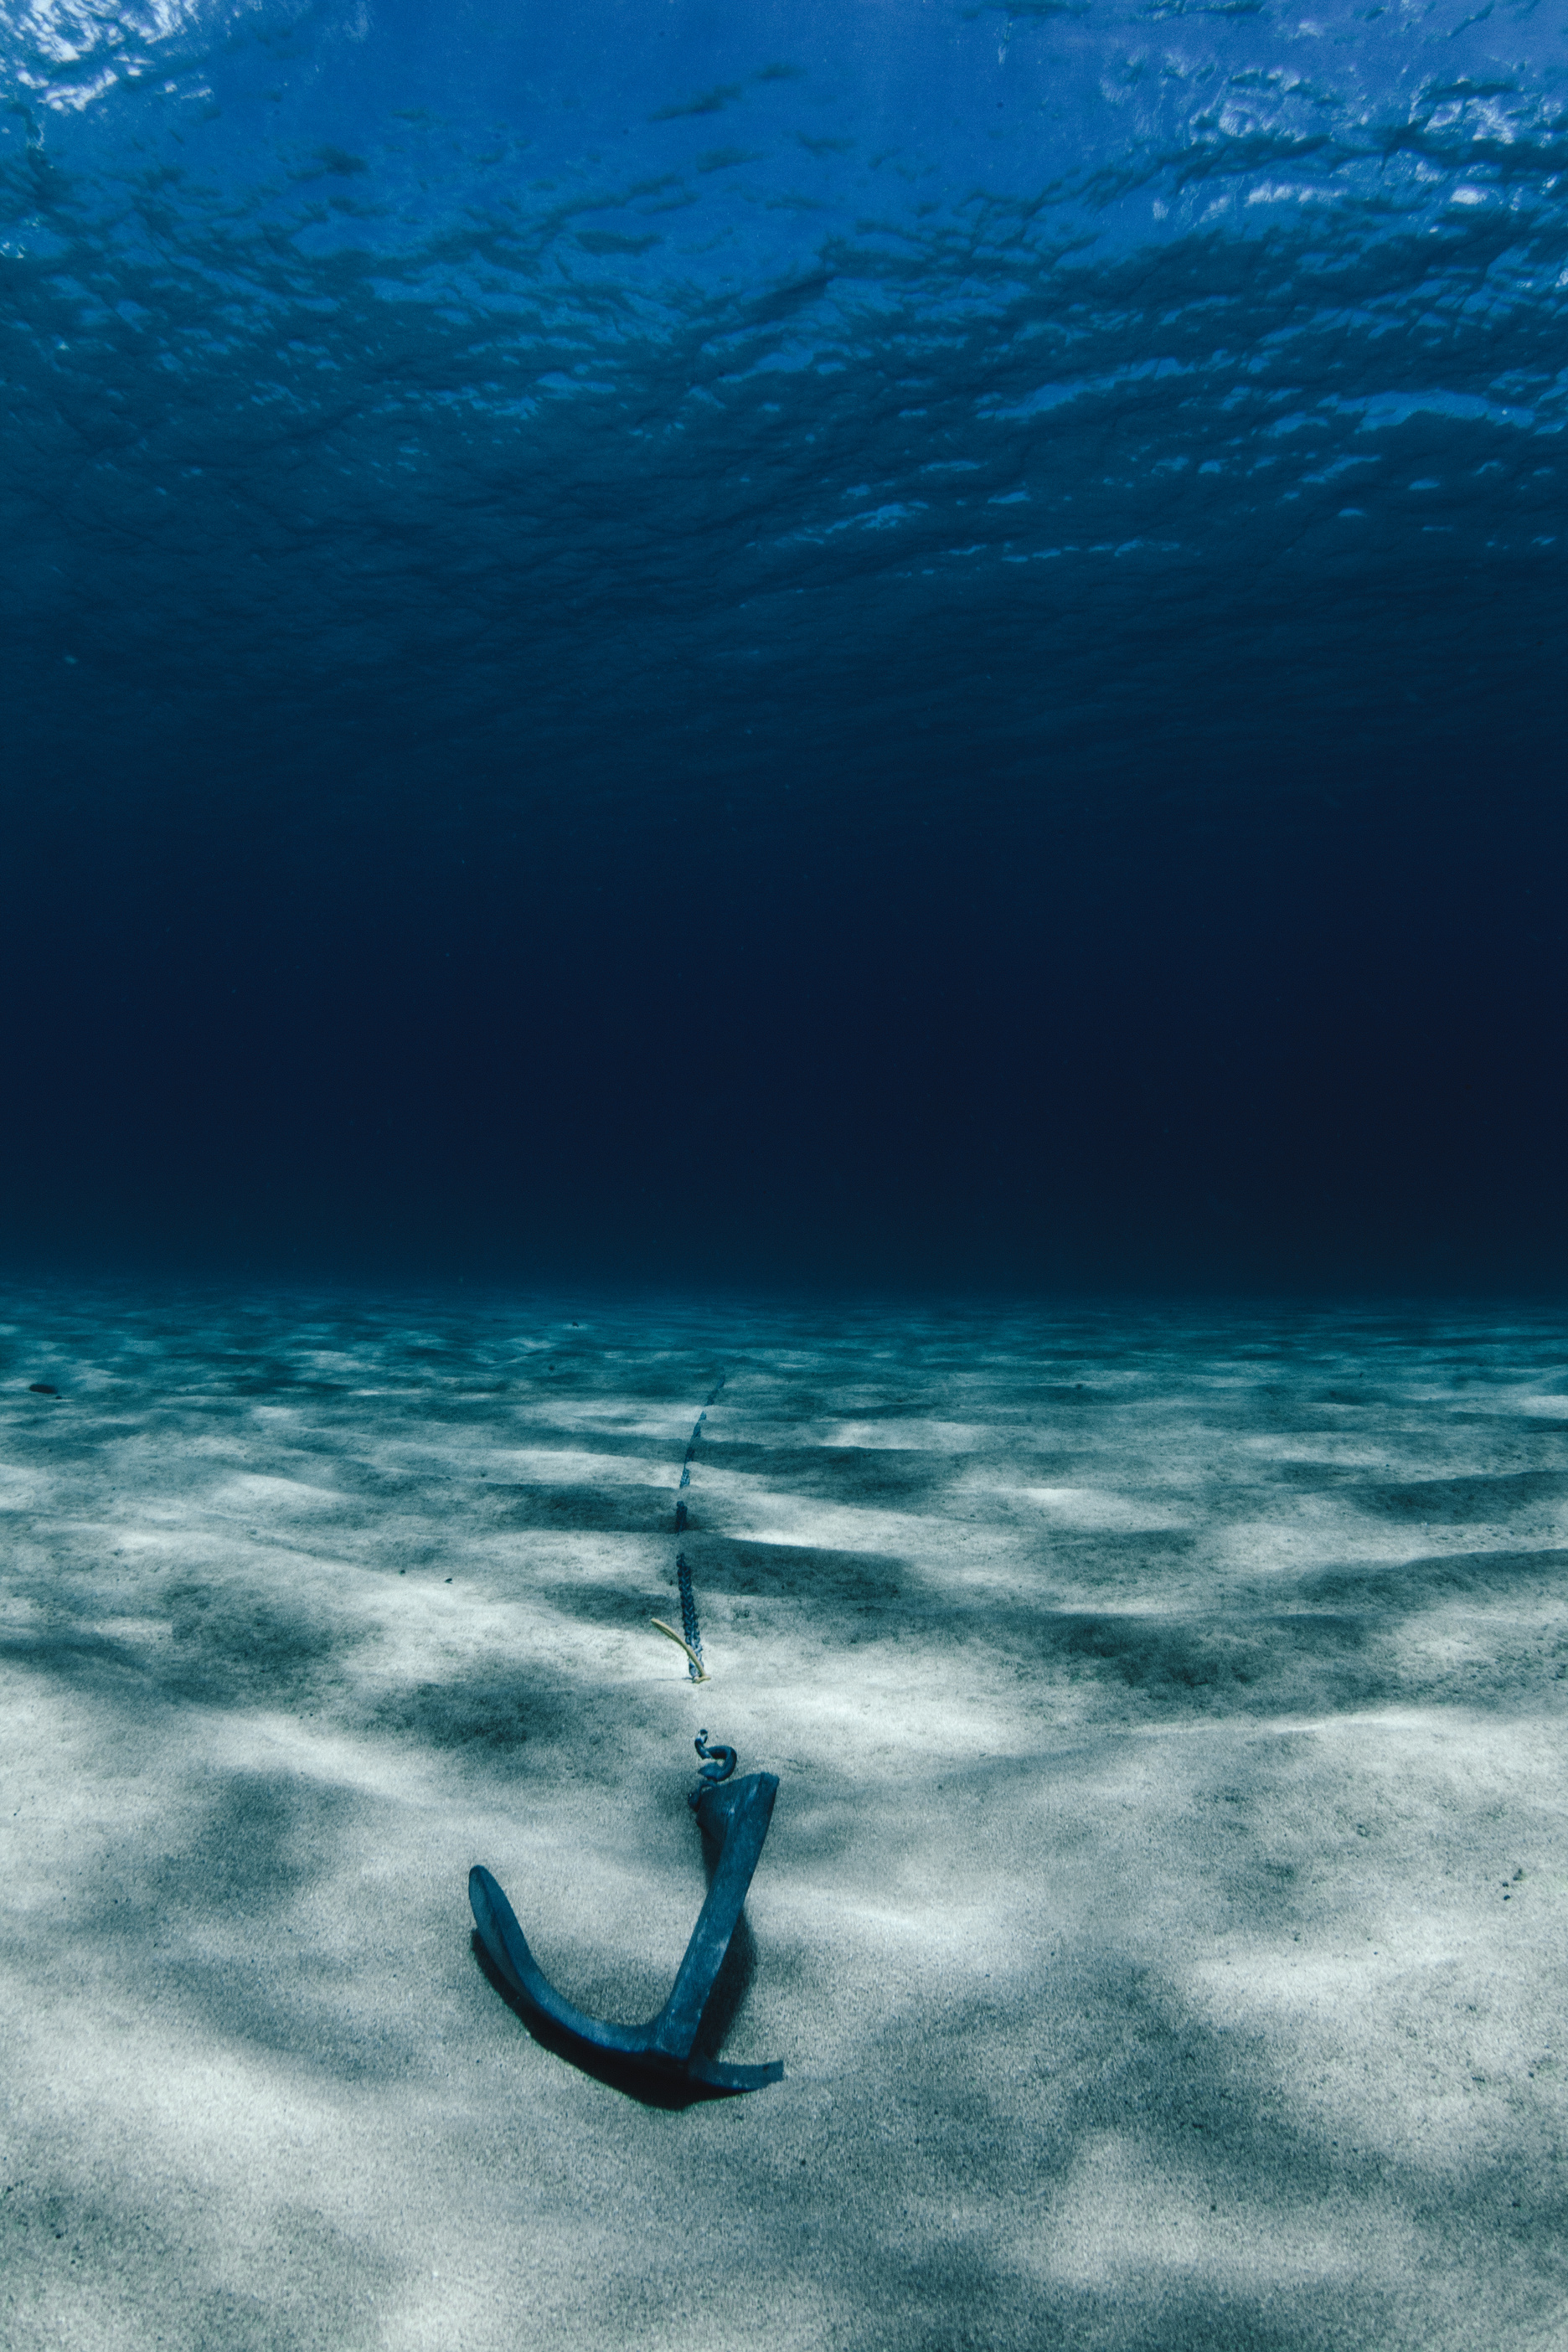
[469,1865,652,2058]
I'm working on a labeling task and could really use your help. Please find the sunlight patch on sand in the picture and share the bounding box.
[1039,2128,1407,2289]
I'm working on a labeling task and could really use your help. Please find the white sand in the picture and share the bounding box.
[2,1290,1565,2349]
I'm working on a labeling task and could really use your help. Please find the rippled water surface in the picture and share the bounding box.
[7,0,1567,783]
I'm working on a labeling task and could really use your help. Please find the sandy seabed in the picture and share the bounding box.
[1,1288,1565,2352]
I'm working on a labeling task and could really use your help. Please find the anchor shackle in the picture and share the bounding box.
[694,1730,738,1786]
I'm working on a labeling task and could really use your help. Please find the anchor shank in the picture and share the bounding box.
[648,1772,778,2061]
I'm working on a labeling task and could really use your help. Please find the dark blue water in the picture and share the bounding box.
[3,0,1565,1287]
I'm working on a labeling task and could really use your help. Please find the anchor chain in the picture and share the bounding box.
[676,1552,704,1679]
[669,1375,724,1680]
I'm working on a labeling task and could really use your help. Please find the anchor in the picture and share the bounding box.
[469,1733,783,2093]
